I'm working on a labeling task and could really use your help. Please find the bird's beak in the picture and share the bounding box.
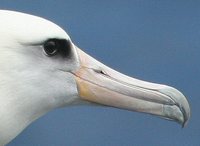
[73,46,190,127]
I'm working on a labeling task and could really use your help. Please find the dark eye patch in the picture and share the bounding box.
[43,39,71,58]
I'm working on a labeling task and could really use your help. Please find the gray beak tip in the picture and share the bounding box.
[159,87,191,127]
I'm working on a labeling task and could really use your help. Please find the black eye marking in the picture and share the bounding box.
[43,39,71,57]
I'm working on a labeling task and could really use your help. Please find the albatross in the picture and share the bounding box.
[0,10,190,146]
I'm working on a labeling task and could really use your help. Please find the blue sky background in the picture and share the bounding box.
[1,1,199,146]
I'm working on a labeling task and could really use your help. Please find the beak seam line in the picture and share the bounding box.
[72,70,176,106]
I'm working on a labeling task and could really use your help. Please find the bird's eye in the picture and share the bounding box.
[43,40,59,56]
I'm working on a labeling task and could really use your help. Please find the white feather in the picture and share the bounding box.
[0,10,80,145]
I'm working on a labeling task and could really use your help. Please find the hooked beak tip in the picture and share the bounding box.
[159,87,190,127]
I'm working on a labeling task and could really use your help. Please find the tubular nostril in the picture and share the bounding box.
[100,70,107,75]
[93,69,108,76]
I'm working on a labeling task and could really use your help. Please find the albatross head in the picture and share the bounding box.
[0,10,190,145]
